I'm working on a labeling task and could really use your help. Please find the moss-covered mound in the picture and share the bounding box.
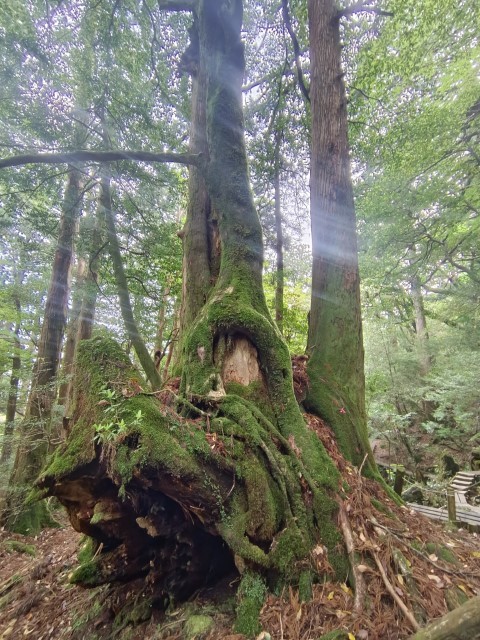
[37,337,345,608]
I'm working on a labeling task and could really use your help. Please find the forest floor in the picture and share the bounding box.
[1,478,480,640]
[1,398,480,640]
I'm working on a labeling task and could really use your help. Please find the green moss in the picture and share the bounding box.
[328,551,350,582]
[270,524,309,576]
[298,570,313,602]
[78,536,97,564]
[425,542,458,565]
[3,540,36,556]
[70,560,100,586]
[241,454,280,540]
[183,615,214,639]
[371,498,395,518]
[225,380,276,423]
[317,631,350,640]
[234,572,267,637]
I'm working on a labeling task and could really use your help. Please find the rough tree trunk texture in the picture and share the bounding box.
[163,299,180,381]
[4,166,83,533]
[0,280,23,464]
[154,289,168,369]
[306,0,372,468]
[102,174,162,391]
[409,595,480,640]
[76,195,104,343]
[58,258,86,406]
[274,151,284,334]
[179,13,219,338]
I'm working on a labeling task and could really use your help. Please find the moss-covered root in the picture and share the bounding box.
[234,572,267,637]
[409,595,480,640]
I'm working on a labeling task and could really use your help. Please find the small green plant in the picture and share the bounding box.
[93,420,126,444]
[92,387,143,445]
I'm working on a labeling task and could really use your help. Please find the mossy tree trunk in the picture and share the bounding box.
[305,0,373,468]
[4,166,83,532]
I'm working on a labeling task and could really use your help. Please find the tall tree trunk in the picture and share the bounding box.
[163,297,180,381]
[1,275,23,464]
[411,275,431,377]
[58,258,86,406]
[305,0,372,468]
[274,151,284,334]
[154,288,169,370]
[77,199,104,342]
[410,274,435,423]
[179,15,218,337]
[103,175,162,390]
[4,166,82,532]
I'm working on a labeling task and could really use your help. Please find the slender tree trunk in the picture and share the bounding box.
[58,258,86,405]
[305,0,372,468]
[77,201,104,342]
[1,276,23,464]
[274,158,284,334]
[4,166,82,532]
[411,275,431,377]
[410,274,435,423]
[154,288,169,370]
[103,175,162,390]
[163,297,180,381]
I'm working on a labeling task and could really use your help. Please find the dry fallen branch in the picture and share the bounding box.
[337,501,366,613]
[372,551,420,632]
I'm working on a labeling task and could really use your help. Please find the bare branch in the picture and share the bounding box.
[0,150,201,170]
[157,0,194,11]
[281,0,310,104]
[337,3,394,19]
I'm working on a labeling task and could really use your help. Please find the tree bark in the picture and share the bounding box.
[411,275,431,377]
[77,199,105,343]
[58,258,86,406]
[179,14,217,337]
[274,149,284,334]
[306,0,372,468]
